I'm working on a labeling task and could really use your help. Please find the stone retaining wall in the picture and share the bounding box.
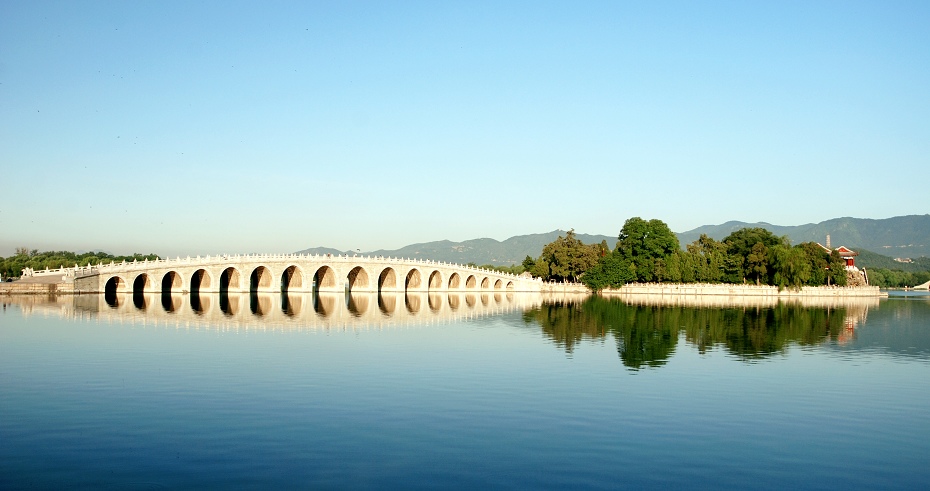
[539,282,589,294]
[0,282,75,295]
[603,283,885,297]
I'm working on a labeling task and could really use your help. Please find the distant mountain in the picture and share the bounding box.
[296,230,615,266]
[295,246,350,257]
[677,215,930,258]
[855,250,930,272]
[296,215,929,267]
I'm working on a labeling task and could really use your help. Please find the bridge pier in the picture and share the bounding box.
[72,254,543,296]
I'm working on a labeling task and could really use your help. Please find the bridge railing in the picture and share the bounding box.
[72,252,538,282]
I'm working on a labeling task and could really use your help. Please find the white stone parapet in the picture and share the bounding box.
[603,282,886,298]
[65,253,543,295]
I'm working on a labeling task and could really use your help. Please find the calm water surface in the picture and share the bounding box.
[2,291,929,489]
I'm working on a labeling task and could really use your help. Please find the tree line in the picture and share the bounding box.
[0,248,160,279]
[867,268,930,288]
[524,217,853,291]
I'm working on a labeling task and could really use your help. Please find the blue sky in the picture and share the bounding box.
[1,1,927,257]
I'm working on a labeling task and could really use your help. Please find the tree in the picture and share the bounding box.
[827,250,847,286]
[770,244,812,290]
[534,230,599,282]
[684,234,727,283]
[616,217,680,282]
[797,242,830,286]
[581,252,635,291]
[723,228,785,283]
[746,242,768,285]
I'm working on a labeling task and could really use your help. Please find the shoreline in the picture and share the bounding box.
[0,280,888,298]
[602,282,886,298]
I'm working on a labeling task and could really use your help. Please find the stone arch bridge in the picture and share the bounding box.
[67,253,542,296]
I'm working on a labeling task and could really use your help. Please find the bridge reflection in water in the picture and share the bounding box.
[60,290,550,331]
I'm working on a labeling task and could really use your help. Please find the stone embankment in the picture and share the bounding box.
[0,275,73,295]
[539,281,589,294]
[603,283,886,298]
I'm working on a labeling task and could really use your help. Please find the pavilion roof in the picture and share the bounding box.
[835,246,858,257]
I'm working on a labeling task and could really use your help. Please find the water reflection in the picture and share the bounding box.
[378,293,396,316]
[314,293,336,317]
[281,292,301,317]
[133,290,149,310]
[33,290,535,331]
[405,294,421,314]
[347,293,369,316]
[250,292,271,316]
[4,292,929,366]
[190,292,212,315]
[161,292,182,313]
[220,292,240,316]
[524,295,884,369]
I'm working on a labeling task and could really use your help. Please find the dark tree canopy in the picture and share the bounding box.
[0,249,161,279]
[532,230,600,282]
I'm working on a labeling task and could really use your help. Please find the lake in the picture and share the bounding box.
[2,291,929,489]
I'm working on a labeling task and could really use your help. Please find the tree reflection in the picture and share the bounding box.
[522,300,608,354]
[525,296,852,369]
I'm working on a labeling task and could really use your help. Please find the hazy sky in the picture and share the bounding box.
[1,1,927,257]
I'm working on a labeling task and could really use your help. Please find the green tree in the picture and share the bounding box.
[534,230,599,282]
[616,217,680,282]
[684,234,727,283]
[770,244,812,290]
[746,242,768,285]
[581,252,635,291]
[828,250,847,286]
[722,228,785,283]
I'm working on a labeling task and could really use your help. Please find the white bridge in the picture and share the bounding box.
[32,253,543,295]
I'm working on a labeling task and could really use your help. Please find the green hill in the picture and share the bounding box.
[297,230,614,266]
[297,215,929,268]
[678,215,930,258]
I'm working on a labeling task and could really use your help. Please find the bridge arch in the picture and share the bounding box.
[428,271,442,291]
[405,268,422,291]
[281,265,303,292]
[466,275,477,289]
[378,267,397,292]
[190,269,212,294]
[314,266,337,292]
[250,266,273,292]
[448,273,461,289]
[347,266,370,292]
[104,275,127,307]
[481,277,490,289]
[494,279,503,290]
[161,271,182,295]
[133,273,151,295]
[506,281,514,291]
[220,267,241,293]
